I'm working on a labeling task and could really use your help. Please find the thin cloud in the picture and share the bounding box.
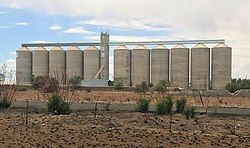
[0,11,6,14]
[64,27,94,35]
[16,22,28,26]
[49,24,62,30]
[0,25,11,29]
[8,52,16,56]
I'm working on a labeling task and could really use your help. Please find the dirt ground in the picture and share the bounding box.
[0,108,250,148]
[15,90,250,108]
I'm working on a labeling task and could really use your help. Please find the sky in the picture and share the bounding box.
[0,0,250,79]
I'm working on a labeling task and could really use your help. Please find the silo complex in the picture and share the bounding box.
[32,47,48,77]
[16,47,32,85]
[131,45,150,86]
[211,43,232,90]
[84,46,100,80]
[114,45,131,86]
[191,44,210,90]
[151,44,169,85]
[171,44,189,89]
[66,46,83,83]
[49,46,66,84]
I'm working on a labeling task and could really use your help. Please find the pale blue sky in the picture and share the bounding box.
[0,0,250,79]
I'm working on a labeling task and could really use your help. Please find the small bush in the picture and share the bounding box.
[156,96,173,115]
[183,106,196,119]
[0,98,12,108]
[47,95,71,115]
[135,98,150,113]
[176,98,187,113]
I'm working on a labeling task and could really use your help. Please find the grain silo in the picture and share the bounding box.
[84,45,100,80]
[16,47,32,85]
[151,44,169,85]
[131,45,150,86]
[171,44,189,89]
[32,47,49,77]
[211,43,232,90]
[114,45,131,86]
[49,46,66,85]
[66,46,83,83]
[191,44,210,90]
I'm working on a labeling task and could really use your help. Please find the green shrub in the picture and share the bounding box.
[47,95,71,115]
[0,98,12,108]
[183,106,196,119]
[156,96,173,115]
[176,98,187,113]
[135,98,150,113]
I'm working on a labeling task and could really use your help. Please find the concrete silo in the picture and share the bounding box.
[84,45,100,80]
[32,47,49,77]
[191,44,210,90]
[151,44,169,85]
[131,45,150,86]
[49,46,66,85]
[66,46,83,84]
[211,43,232,90]
[171,44,189,89]
[16,47,32,85]
[114,45,131,86]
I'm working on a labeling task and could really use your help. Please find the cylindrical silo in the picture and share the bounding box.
[114,45,131,86]
[211,43,232,90]
[66,46,83,84]
[191,44,210,90]
[84,45,100,80]
[32,47,49,77]
[16,47,32,85]
[49,46,66,85]
[131,45,150,86]
[151,44,169,85]
[171,44,189,89]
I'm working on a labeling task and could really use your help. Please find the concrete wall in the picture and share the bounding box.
[84,48,100,80]
[32,48,49,77]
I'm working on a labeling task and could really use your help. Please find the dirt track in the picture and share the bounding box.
[15,90,250,108]
[1,108,250,147]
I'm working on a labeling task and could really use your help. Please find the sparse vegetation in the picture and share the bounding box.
[154,80,168,100]
[176,98,187,113]
[0,98,12,108]
[113,77,125,90]
[47,95,71,115]
[226,78,250,93]
[156,96,173,115]
[183,106,196,120]
[68,75,83,89]
[135,98,150,113]
[135,81,150,93]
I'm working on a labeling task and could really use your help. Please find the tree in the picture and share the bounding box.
[156,96,173,115]
[176,98,187,113]
[225,78,250,93]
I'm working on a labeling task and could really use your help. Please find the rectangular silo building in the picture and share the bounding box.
[114,45,131,86]
[16,47,32,85]
[151,44,169,85]
[131,45,150,86]
[66,46,83,84]
[32,47,49,77]
[171,44,189,89]
[191,44,210,90]
[84,46,100,80]
[49,46,66,85]
[211,43,232,90]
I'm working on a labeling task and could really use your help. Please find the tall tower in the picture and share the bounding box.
[100,32,110,79]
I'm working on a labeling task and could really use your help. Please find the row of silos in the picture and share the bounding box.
[16,46,101,85]
[114,43,231,90]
